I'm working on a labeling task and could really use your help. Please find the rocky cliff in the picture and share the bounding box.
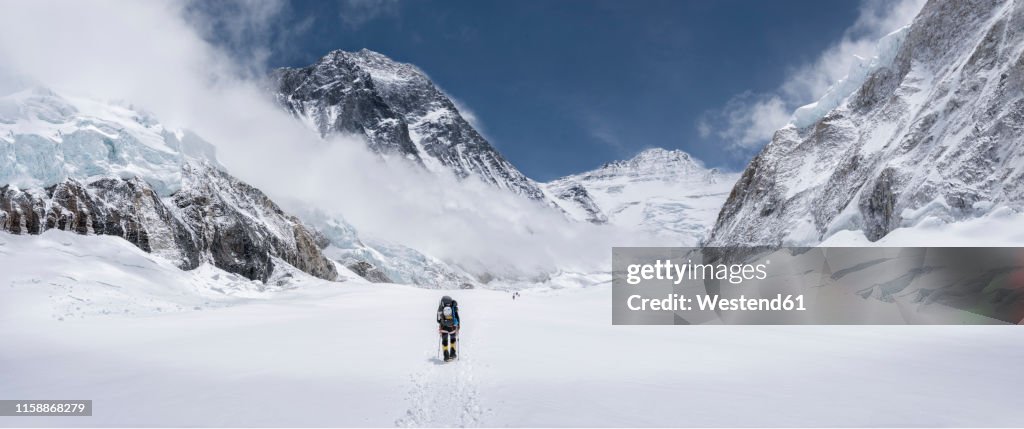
[0,161,338,283]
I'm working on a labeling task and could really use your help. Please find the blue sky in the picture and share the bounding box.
[226,0,917,181]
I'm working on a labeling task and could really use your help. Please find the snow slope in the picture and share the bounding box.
[2,230,1022,427]
[545,148,739,245]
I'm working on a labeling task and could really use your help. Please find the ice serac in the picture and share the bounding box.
[0,88,212,195]
[708,0,1024,246]
[271,49,545,200]
[545,148,739,245]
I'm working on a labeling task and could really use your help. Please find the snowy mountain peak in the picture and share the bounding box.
[602,148,702,171]
[311,49,428,89]
[543,147,738,244]
[346,49,431,88]
[272,49,547,200]
[585,147,709,182]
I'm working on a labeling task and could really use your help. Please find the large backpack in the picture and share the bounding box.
[438,296,459,329]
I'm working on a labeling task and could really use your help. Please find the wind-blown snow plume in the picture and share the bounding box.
[698,0,926,153]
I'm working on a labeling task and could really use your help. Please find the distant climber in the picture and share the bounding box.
[437,295,460,362]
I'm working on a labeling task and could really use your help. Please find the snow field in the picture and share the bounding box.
[2,231,1023,427]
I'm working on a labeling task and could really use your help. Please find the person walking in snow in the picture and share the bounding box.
[437,295,460,362]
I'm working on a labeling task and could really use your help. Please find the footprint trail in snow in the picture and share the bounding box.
[396,349,484,427]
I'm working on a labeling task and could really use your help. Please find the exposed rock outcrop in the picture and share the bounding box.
[346,260,393,283]
[1,162,338,283]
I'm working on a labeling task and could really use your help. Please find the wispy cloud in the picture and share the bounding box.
[697,92,790,152]
[183,0,306,74]
[339,0,400,30]
[698,0,925,154]
[582,112,626,151]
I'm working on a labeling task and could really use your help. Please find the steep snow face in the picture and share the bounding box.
[709,0,1024,246]
[0,87,216,196]
[272,49,546,201]
[545,148,739,245]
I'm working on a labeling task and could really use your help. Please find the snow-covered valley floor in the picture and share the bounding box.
[2,231,1023,427]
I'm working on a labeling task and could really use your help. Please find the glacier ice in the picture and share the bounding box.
[0,87,219,196]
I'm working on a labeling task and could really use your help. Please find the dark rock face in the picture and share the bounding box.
[1,178,201,269]
[550,182,607,224]
[0,185,45,235]
[0,162,337,283]
[708,0,1024,246]
[172,162,338,283]
[272,49,545,200]
[272,51,421,159]
[346,260,392,283]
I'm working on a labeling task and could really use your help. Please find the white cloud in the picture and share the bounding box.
[700,0,925,153]
[0,0,658,281]
[716,93,791,151]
